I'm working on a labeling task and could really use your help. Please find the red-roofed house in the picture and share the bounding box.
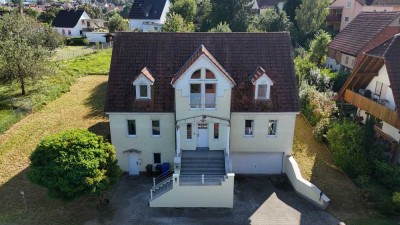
[336,34,400,163]
[326,11,400,71]
[105,32,330,208]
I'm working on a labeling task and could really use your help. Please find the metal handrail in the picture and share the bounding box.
[153,168,174,187]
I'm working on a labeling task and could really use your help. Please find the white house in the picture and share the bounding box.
[252,0,286,14]
[128,0,170,31]
[105,32,330,209]
[337,34,400,163]
[52,10,91,37]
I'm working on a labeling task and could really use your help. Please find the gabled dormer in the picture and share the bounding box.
[133,67,155,100]
[171,45,235,113]
[250,66,274,100]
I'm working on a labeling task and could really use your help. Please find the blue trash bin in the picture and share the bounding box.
[161,162,170,174]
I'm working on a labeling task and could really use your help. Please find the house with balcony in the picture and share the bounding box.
[327,0,400,32]
[128,0,170,31]
[104,32,332,208]
[327,11,400,71]
[336,34,400,163]
[52,10,91,37]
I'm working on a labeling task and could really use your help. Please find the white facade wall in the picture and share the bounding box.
[55,12,90,37]
[83,32,107,43]
[365,65,396,110]
[150,173,234,208]
[108,113,175,172]
[340,53,356,70]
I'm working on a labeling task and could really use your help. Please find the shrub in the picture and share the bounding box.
[393,192,400,211]
[329,71,350,92]
[66,37,89,46]
[326,120,368,178]
[353,175,369,188]
[299,83,337,126]
[313,118,331,142]
[28,129,121,200]
[372,160,400,192]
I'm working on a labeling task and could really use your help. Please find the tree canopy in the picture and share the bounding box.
[0,13,63,95]
[28,129,121,200]
[208,0,254,32]
[162,12,195,32]
[38,6,60,24]
[283,0,301,24]
[108,14,129,32]
[208,21,232,32]
[248,8,290,32]
[170,0,197,22]
[308,30,331,67]
[295,0,330,33]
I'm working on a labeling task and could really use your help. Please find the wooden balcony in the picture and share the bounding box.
[344,89,400,129]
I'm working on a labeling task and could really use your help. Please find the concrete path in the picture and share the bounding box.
[109,174,339,225]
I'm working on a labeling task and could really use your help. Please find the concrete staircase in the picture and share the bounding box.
[180,149,226,185]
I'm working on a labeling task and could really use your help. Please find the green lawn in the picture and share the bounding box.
[0,76,111,225]
[0,49,112,135]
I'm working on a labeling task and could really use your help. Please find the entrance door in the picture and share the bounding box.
[128,153,140,175]
[197,123,209,148]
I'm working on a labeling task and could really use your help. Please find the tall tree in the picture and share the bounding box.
[119,4,131,19]
[248,8,290,32]
[308,30,331,67]
[38,6,60,24]
[0,13,61,95]
[295,0,330,33]
[197,0,212,30]
[108,14,129,32]
[162,12,195,32]
[283,0,301,24]
[208,21,232,32]
[170,0,197,22]
[79,3,104,19]
[209,0,254,32]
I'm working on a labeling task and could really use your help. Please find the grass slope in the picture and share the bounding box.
[0,76,111,225]
[292,115,368,221]
[0,49,112,135]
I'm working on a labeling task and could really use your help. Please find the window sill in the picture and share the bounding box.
[152,135,161,138]
[213,139,220,141]
[204,108,216,111]
[127,135,137,138]
[267,135,277,138]
[243,135,254,138]
[189,108,202,111]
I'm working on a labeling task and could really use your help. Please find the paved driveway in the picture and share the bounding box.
[109,174,339,225]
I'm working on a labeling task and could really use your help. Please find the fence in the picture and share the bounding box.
[52,43,112,61]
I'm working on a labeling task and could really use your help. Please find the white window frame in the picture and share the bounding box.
[189,68,217,110]
[346,1,352,8]
[344,16,349,22]
[133,74,153,100]
[254,74,273,100]
[268,120,277,137]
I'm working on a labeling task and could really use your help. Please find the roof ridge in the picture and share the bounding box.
[383,34,400,57]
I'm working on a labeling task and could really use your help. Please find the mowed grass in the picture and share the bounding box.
[292,115,368,222]
[0,48,112,135]
[0,76,111,225]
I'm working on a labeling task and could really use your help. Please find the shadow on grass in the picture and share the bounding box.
[0,167,114,225]
[294,115,369,222]
[89,121,110,141]
[84,80,108,119]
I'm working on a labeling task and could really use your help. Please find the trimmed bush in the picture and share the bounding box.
[393,192,400,211]
[372,160,400,192]
[28,129,121,200]
[326,120,369,178]
[66,37,89,46]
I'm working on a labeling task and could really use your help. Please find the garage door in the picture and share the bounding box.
[230,152,284,174]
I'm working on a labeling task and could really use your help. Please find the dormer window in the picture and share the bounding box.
[133,67,155,100]
[250,66,274,100]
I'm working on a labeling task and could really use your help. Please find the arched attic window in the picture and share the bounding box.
[205,69,216,79]
[191,69,201,79]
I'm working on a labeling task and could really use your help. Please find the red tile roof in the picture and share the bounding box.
[105,32,300,113]
[328,12,400,56]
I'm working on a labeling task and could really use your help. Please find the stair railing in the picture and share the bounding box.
[153,168,174,189]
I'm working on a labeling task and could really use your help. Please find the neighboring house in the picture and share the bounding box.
[327,0,400,32]
[52,10,91,37]
[52,10,108,42]
[336,34,400,163]
[128,0,170,31]
[326,12,400,71]
[252,0,286,13]
[104,32,334,209]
